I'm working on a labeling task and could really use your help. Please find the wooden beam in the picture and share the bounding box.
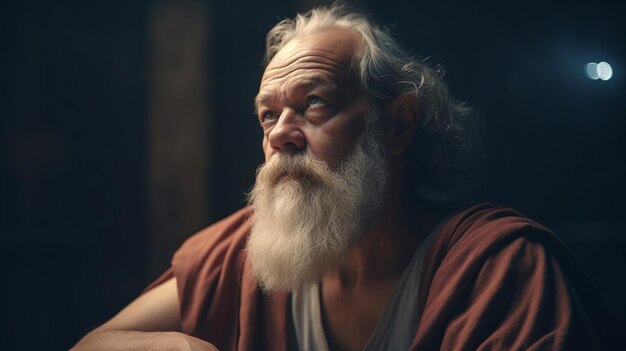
[147,0,211,279]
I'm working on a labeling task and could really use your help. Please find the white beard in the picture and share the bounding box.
[246,132,388,292]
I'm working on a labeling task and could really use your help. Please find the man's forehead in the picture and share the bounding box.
[261,27,360,79]
[256,27,361,105]
[271,27,361,63]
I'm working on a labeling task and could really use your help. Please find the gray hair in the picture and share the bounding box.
[264,3,482,197]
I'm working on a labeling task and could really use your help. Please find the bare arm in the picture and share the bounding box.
[71,278,218,351]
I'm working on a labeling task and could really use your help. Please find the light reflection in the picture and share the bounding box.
[585,61,613,81]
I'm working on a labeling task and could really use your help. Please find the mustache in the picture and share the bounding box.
[256,152,332,186]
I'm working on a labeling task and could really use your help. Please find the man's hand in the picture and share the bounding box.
[71,277,218,350]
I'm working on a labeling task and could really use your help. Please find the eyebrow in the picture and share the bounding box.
[254,75,337,114]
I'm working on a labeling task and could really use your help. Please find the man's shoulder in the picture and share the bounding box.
[423,202,565,274]
[436,202,554,253]
[423,202,587,292]
[416,203,626,350]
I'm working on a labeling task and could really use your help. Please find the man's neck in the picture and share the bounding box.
[324,194,437,289]
[318,184,446,351]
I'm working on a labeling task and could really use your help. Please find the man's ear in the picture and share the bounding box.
[387,94,419,155]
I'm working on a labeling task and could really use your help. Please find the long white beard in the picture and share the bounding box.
[247,132,388,292]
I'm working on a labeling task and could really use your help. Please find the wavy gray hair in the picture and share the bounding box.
[264,3,482,196]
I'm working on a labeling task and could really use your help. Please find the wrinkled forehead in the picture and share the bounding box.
[259,27,363,95]
[270,27,359,61]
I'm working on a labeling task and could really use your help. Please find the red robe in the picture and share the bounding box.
[146,204,625,350]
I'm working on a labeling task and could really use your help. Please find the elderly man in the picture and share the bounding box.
[73,4,623,351]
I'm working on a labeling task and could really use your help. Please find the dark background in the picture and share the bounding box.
[1,0,624,349]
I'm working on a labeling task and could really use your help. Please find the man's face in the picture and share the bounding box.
[255,27,370,170]
[247,27,389,292]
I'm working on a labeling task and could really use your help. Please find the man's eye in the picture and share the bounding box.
[307,96,326,107]
[261,111,277,121]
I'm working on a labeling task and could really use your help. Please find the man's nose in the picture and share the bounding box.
[268,109,306,153]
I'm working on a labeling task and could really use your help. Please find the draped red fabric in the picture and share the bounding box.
[144,204,624,350]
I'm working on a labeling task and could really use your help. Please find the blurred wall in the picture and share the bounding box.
[1,0,624,349]
[1,1,151,349]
